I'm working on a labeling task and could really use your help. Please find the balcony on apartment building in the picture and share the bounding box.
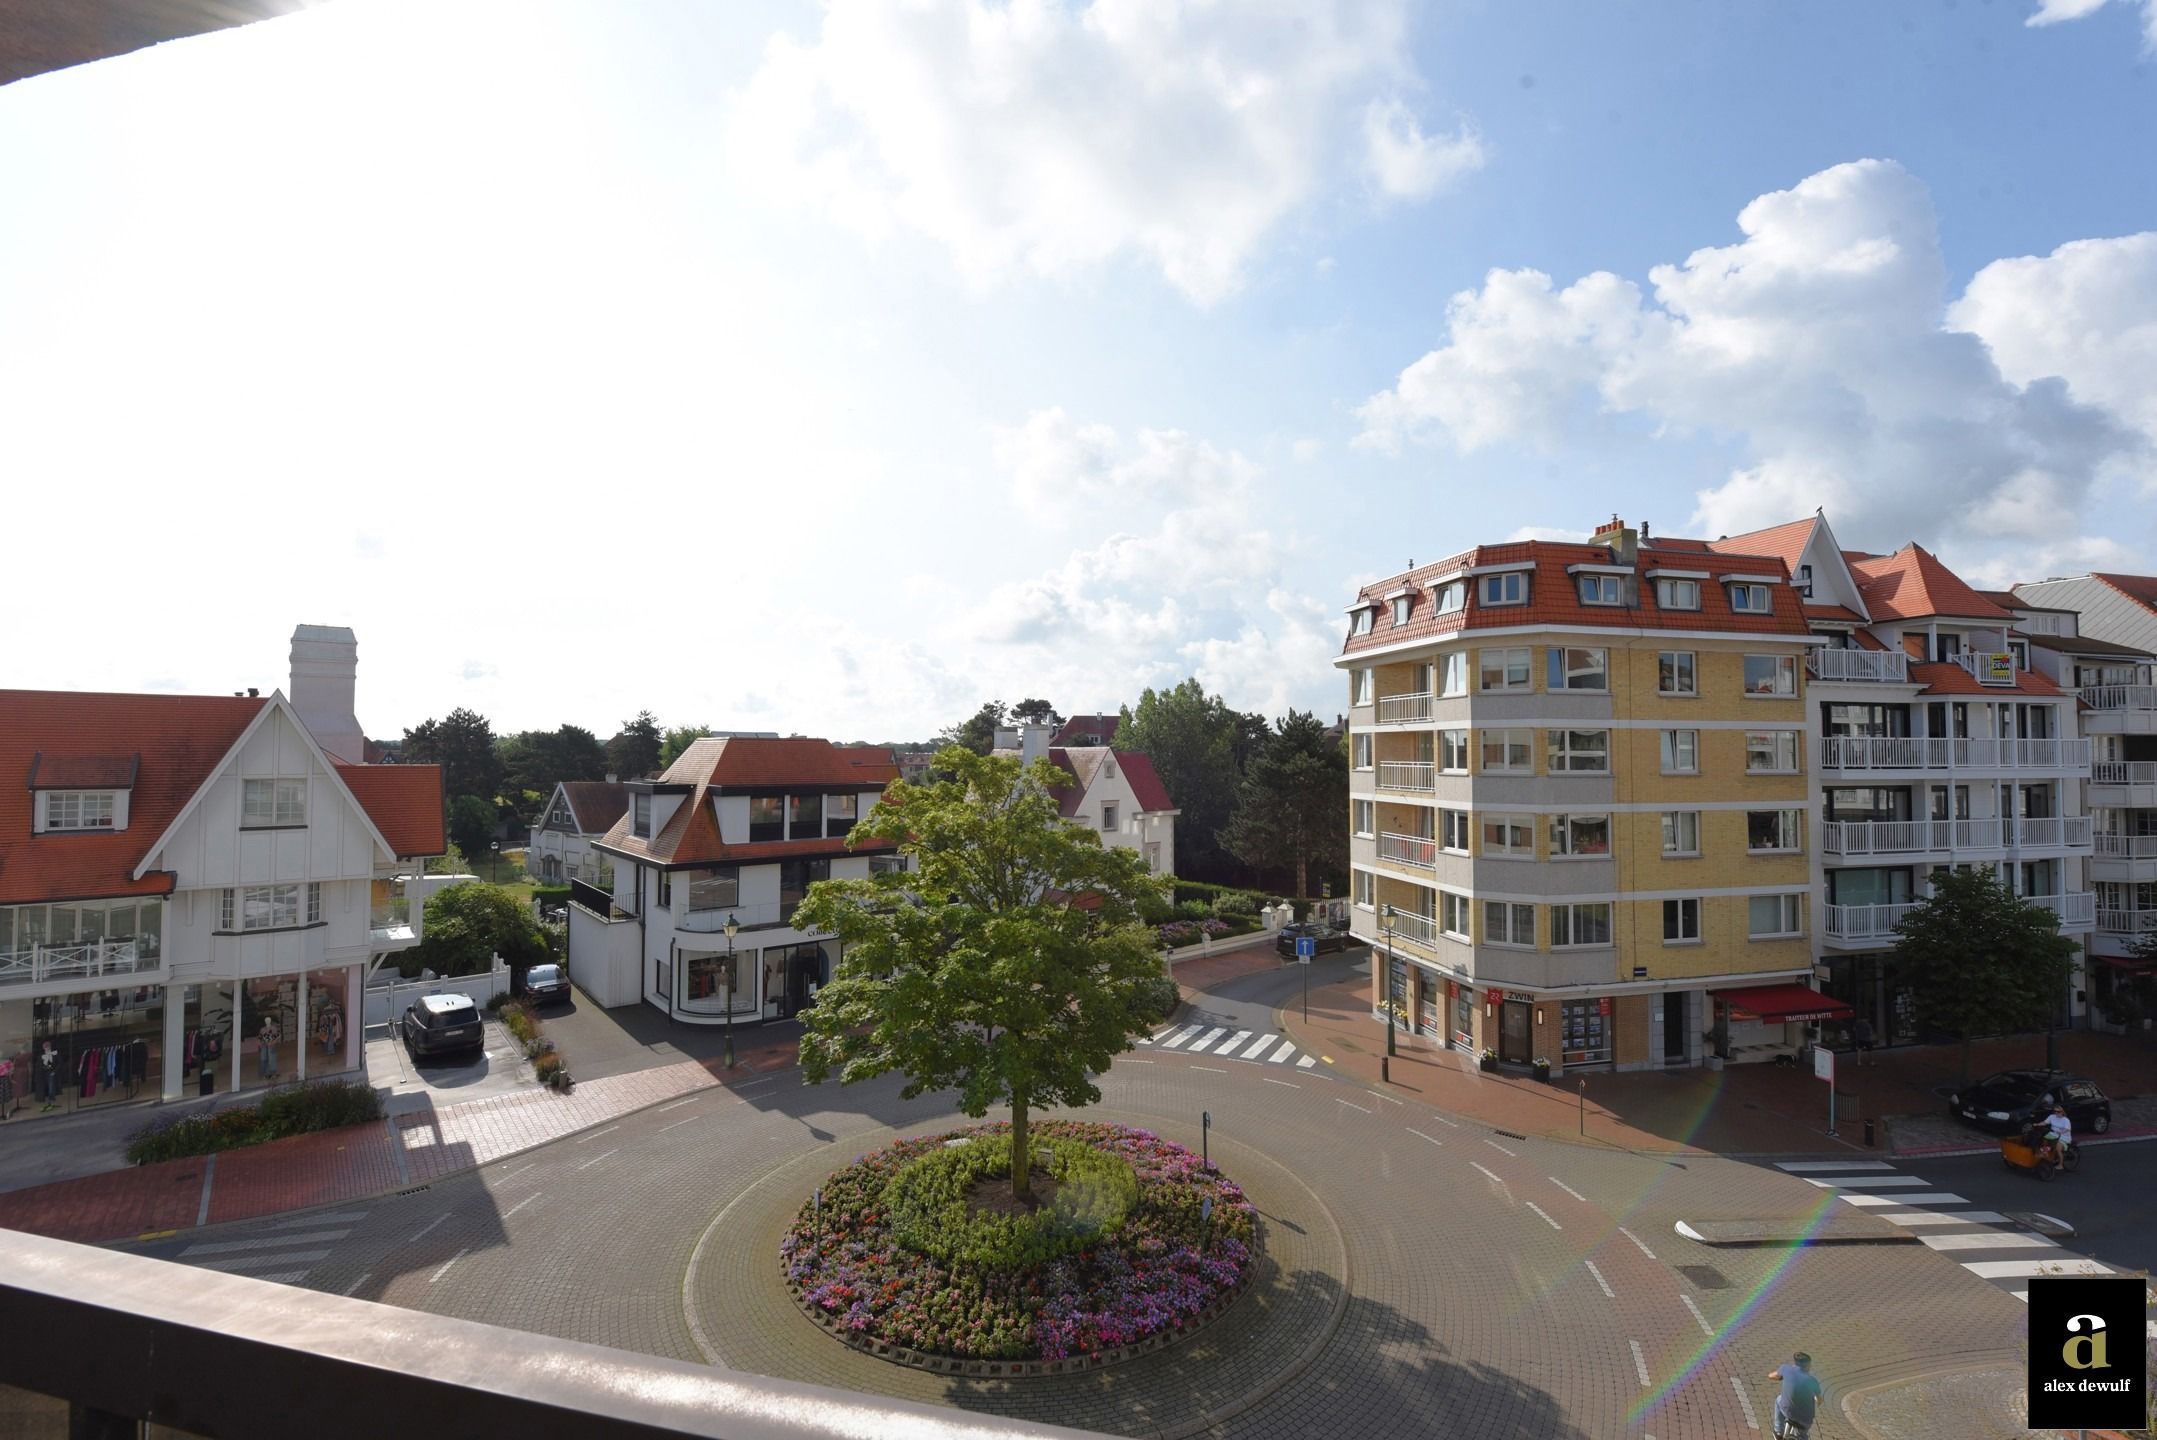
[368,893,417,949]
[1374,690,1435,726]
[2091,760,2157,809]
[1377,831,1439,870]
[2095,906,2157,949]
[1822,816,2094,858]
[2093,832,2157,884]
[1825,889,2095,947]
[1376,761,1437,793]
[1809,649,1910,683]
[0,938,161,993]
[1819,735,2094,774]
[2079,667,2157,733]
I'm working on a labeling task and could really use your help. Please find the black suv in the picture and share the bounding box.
[1276,922,1351,959]
[401,994,485,1059]
[1948,1070,2112,1136]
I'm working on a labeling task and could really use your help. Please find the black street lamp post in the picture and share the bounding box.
[1381,903,1398,1059]
[722,913,739,1071]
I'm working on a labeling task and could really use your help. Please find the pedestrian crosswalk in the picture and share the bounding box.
[172,1209,368,1285]
[1775,1160,2112,1302]
[1140,1023,1319,1069]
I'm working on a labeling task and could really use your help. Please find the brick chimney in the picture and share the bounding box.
[289,624,366,763]
[1592,516,1639,566]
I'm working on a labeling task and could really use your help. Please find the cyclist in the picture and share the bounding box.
[1767,1352,1821,1437]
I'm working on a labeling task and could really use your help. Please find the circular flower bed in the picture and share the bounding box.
[782,1120,1257,1366]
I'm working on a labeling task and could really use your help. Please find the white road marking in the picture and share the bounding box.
[1423,1111,1460,1128]
[1628,1339,1650,1386]
[272,1211,365,1228]
[495,1162,536,1182]
[192,1250,333,1273]
[1524,1201,1561,1231]
[1191,1065,1228,1074]
[575,1149,617,1170]
[1802,1175,1930,1188]
[1406,1128,1445,1148]
[1372,1092,1405,1106]
[1618,1227,1657,1260]
[1838,1192,1967,1207]
[1680,1294,1714,1339]
[1295,1054,1317,1069]
[1484,1139,1517,1157]
[1238,1033,1278,1059]
[1210,1030,1252,1056]
[430,1247,470,1284]
[730,1075,779,1092]
[1469,1162,1505,1184]
[1962,1257,2110,1279]
[1775,1160,1894,1172]
[408,1215,447,1242]
[1582,1259,1613,1298]
[501,1193,542,1219]
[1145,1025,1179,1044]
[1184,1028,1229,1054]
[250,1270,308,1283]
[1122,1058,1156,1064]
[1336,1098,1372,1114]
[654,1097,698,1114]
[1874,1210,2010,1227]
[1920,1231,2057,1252]
[658,1115,703,1132]
[1548,1177,1588,1203]
[575,1125,620,1144]
[340,1271,373,1296]
[1731,1376,1760,1430]
[1159,1025,1202,1049]
[1267,1043,1297,1064]
[1261,1077,1300,1088]
[181,1230,349,1256]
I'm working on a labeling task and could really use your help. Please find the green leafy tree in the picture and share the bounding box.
[607,710,664,779]
[1892,866,2079,1083]
[497,725,608,812]
[1116,679,1242,877]
[793,747,1175,1203]
[1231,710,1274,774]
[936,700,1008,756]
[446,794,497,865]
[659,724,714,769]
[410,881,548,978]
[1011,698,1061,727]
[403,707,503,802]
[1222,710,1348,897]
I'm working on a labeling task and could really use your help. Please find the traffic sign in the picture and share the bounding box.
[1295,935,1315,961]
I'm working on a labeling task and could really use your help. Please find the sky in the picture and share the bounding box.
[2,0,2153,744]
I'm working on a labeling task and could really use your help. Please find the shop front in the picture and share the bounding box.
[0,984,164,1119]
[1707,982,1854,1063]
[1558,996,1613,1071]
[1487,988,1533,1066]
[1819,951,1920,1049]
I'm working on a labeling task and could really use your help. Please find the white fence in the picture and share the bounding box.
[364,962,511,1027]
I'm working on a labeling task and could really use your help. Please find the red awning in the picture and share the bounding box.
[2096,954,2155,973]
[1709,983,1854,1023]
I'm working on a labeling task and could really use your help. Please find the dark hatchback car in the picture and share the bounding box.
[523,963,570,1007]
[1276,922,1351,959]
[401,994,486,1060]
[1948,1070,2112,1136]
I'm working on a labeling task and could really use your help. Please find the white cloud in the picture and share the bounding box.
[1356,159,2145,569]
[2025,0,2157,50]
[996,407,1256,518]
[1361,97,1485,202]
[1504,525,1590,543]
[729,0,1470,303]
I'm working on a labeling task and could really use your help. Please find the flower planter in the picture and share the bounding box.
[1477,1056,1496,1073]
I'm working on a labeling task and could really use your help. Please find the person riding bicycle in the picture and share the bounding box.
[2037,1103,2073,1164]
[1767,1352,1821,1435]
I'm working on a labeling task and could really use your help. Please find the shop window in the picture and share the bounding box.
[1560,998,1611,1065]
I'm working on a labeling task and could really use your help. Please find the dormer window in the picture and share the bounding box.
[1432,581,1466,614]
[241,778,306,828]
[1351,607,1374,636]
[1656,578,1700,610]
[1479,571,1528,607]
[42,791,116,831]
[1796,564,1814,599]
[1727,583,1771,613]
[1392,596,1413,626]
[633,793,652,837]
[1578,575,1623,607]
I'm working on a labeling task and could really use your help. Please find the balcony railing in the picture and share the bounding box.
[0,939,154,991]
[1377,832,1438,869]
[2014,815,2094,848]
[1821,817,2094,854]
[1824,902,1915,940]
[2092,761,2157,786]
[1378,909,1440,946]
[1375,692,1434,725]
[1819,736,2093,772]
[2097,907,2157,936]
[1809,649,1909,683]
[369,896,410,929]
[2080,684,2157,712]
[676,902,790,933]
[2095,833,2157,860]
[1376,761,1436,792]
[2026,891,2097,928]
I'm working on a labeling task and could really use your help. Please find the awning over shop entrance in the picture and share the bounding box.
[1708,983,1854,1023]
[2095,953,2155,973]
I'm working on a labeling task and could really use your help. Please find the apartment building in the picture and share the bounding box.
[0,628,445,1118]
[1695,517,2097,1045]
[566,737,906,1023]
[526,779,629,885]
[1337,519,1827,1076]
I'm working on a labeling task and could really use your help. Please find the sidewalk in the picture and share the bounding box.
[1279,964,2157,1157]
[1169,937,1292,1006]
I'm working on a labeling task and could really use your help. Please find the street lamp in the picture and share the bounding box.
[1380,903,1398,1058]
[722,913,740,1071]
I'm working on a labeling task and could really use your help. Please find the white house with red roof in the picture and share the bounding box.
[570,737,908,1023]
[526,779,631,885]
[0,628,446,1117]
[992,723,1179,877]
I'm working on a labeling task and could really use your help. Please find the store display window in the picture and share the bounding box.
[1560,997,1612,1066]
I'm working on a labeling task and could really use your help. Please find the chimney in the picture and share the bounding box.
[1020,723,1052,765]
[290,624,366,764]
[1591,515,1638,566]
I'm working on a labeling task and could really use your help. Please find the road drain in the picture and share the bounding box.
[396,1185,432,1197]
[1494,1129,1528,1140]
[1677,1264,1730,1290]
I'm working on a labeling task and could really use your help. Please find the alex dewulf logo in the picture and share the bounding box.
[2027,1277,2147,1430]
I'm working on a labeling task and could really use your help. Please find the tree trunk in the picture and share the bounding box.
[1010,1092,1032,1204]
[1294,847,1307,904]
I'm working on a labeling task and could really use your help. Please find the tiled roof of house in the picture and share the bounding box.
[0,690,267,905]
[1045,747,1177,817]
[597,737,899,868]
[26,754,140,789]
[333,764,446,858]
[1339,539,1810,657]
[1802,603,1866,624]
[1704,516,1819,575]
[1052,714,1121,746]
[559,780,630,835]
[1846,545,2013,622]
[1047,750,1089,818]
[1117,751,1176,813]
[2020,631,2155,660]
[1908,662,2064,698]
[2092,573,2157,612]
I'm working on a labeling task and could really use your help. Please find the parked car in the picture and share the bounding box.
[523,963,569,1007]
[1948,1070,2111,1136]
[1276,922,1351,959]
[401,994,485,1060]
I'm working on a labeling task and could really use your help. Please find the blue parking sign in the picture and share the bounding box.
[1296,936,1315,959]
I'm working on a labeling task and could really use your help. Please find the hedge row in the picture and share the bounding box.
[125,1079,383,1165]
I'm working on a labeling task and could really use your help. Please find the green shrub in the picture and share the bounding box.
[125,1080,383,1165]
[532,1051,563,1084]
[1135,890,1177,925]
[500,1002,538,1045]
[1172,899,1211,921]
[1210,891,1260,917]
[882,1135,1138,1270]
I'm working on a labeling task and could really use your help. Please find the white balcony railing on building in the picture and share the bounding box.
[1821,817,2093,854]
[2093,761,2157,786]
[1809,649,1910,683]
[676,902,793,933]
[2012,816,2094,848]
[2095,833,2157,860]
[1376,762,1436,792]
[1820,736,2093,772]
[0,940,155,991]
[2097,908,2157,936]
[1824,902,1915,941]
[1377,832,1439,869]
[1378,909,1440,946]
[2026,892,2097,928]
[1375,692,1435,725]
[2080,684,2157,712]
[369,897,410,930]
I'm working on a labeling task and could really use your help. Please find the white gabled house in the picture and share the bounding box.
[526,779,630,885]
[992,723,1179,877]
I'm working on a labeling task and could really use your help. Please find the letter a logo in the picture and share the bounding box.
[2063,1314,2109,1371]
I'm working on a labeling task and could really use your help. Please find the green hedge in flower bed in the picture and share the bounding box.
[783,1120,1257,1363]
[125,1079,383,1165]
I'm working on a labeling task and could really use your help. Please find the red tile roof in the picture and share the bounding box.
[1047,751,1089,818]
[1802,603,1866,624]
[1052,714,1121,746]
[27,754,140,789]
[598,737,899,868]
[1116,751,1176,813]
[334,764,446,858]
[2093,573,2157,612]
[0,691,266,905]
[1847,545,2013,622]
[1340,539,1810,657]
[1704,516,1819,576]
[1907,662,2063,697]
[559,780,630,834]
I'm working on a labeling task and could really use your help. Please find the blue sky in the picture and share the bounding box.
[2,0,2152,742]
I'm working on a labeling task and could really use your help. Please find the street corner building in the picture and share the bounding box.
[0,626,445,1120]
[1335,513,2131,1078]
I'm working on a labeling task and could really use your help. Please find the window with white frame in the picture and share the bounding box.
[1351,607,1374,635]
[1656,577,1700,610]
[307,882,322,925]
[1354,870,1374,907]
[1748,893,1805,938]
[1484,900,1535,947]
[1658,651,1696,696]
[241,778,306,828]
[1661,811,1701,856]
[1433,580,1466,615]
[1550,902,1613,947]
[1437,652,1468,695]
[1480,815,1533,857]
[1480,728,1533,773]
[1440,810,1470,852]
[1353,800,1375,836]
[220,884,304,931]
[1102,803,1118,832]
[1546,729,1610,774]
[1546,646,1609,691]
[1392,596,1413,626]
[1578,574,1624,606]
[1743,654,1798,696]
[869,855,907,876]
[1727,582,1771,613]
[1659,729,1699,774]
[634,793,653,837]
[1354,668,1373,705]
[1479,570,1528,607]
[1662,898,1701,943]
[1439,729,1469,772]
[1745,730,1803,774]
[1439,891,1470,937]
[1479,647,1533,691]
[1353,734,1373,770]
[1746,809,1803,853]
[1548,813,1611,857]
[41,791,116,831]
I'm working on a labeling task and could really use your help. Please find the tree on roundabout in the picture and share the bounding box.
[792,744,1179,1205]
